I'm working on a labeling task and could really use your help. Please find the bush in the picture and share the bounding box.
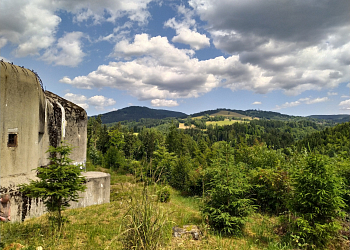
[249,167,290,214]
[286,153,346,247]
[103,146,125,170]
[157,185,171,203]
[202,143,255,235]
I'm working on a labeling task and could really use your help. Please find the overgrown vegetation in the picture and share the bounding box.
[1,114,349,249]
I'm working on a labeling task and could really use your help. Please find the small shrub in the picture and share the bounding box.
[287,153,346,247]
[157,186,171,203]
[249,167,290,214]
[202,143,255,235]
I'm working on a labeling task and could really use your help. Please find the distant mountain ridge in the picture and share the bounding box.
[94,106,187,124]
[92,106,349,124]
[307,114,350,123]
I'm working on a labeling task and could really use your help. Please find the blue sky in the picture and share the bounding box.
[1,0,349,117]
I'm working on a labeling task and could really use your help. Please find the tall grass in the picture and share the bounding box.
[121,184,172,249]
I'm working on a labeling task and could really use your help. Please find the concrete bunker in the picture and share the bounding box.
[0,61,110,222]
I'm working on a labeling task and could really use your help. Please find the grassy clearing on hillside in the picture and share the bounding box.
[179,119,249,129]
[0,169,346,249]
[206,119,249,126]
[209,111,252,119]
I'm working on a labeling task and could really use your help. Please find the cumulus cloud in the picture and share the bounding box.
[172,28,210,50]
[151,99,179,107]
[0,0,60,57]
[64,93,89,109]
[327,92,338,96]
[41,32,86,67]
[0,0,154,59]
[61,34,274,101]
[275,97,329,110]
[189,0,350,95]
[339,99,350,110]
[164,5,210,50]
[88,95,116,109]
[64,93,116,110]
[252,101,262,105]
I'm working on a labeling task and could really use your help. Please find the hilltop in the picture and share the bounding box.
[93,106,186,124]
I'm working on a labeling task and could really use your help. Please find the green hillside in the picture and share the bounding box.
[190,108,294,120]
[307,114,350,123]
[93,106,187,124]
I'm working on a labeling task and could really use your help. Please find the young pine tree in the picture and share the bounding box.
[20,144,86,230]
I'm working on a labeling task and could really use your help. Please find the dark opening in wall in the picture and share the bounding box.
[8,133,18,147]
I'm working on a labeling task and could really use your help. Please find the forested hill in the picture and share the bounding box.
[190,108,294,120]
[307,114,350,123]
[296,121,350,157]
[94,106,187,123]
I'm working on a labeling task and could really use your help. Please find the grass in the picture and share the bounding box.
[0,170,347,249]
[206,119,249,126]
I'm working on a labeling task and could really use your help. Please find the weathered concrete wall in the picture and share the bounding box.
[0,61,109,222]
[5,172,110,222]
[71,172,110,208]
[0,62,49,188]
[45,91,87,165]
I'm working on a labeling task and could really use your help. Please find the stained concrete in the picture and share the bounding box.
[0,61,110,222]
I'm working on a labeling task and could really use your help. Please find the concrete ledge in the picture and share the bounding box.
[70,171,110,209]
[1,171,110,222]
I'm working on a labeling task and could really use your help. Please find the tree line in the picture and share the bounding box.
[87,115,350,248]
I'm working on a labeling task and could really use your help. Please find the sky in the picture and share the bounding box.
[1,0,349,117]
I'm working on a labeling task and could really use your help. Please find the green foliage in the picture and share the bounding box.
[151,145,176,183]
[287,153,346,247]
[138,128,164,159]
[122,185,172,249]
[249,167,290,214]
[20,144,86,230]
[87,145,103,165]
[157,185,171,203]
[234,143,285,169]
[296,122,350,158]
[103,146,125,170]
[202,143,255,235]
[170,155,191,191]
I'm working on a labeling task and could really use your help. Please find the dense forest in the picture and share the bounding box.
[86,113,350,249]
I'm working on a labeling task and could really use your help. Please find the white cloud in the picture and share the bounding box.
[0,38,7,49]
[61,30,347,103]
[61,34,269,101]
[275,101,301,110]
[41,32,86,67]
[164,5,210,50]
[64,93,88,109]
[341,95,350,98]
[172,28,210,50]
[151,99,179,107]
[327,92,338,96]
[339,99,350,110]
[305,97,329,104]
[275,97,329,110]
[88,95,116,109]
[0,0,155,59]
[252,101,262,105]
[189,0,350,95]
[64,93,116,110]
[0,0,60,57]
